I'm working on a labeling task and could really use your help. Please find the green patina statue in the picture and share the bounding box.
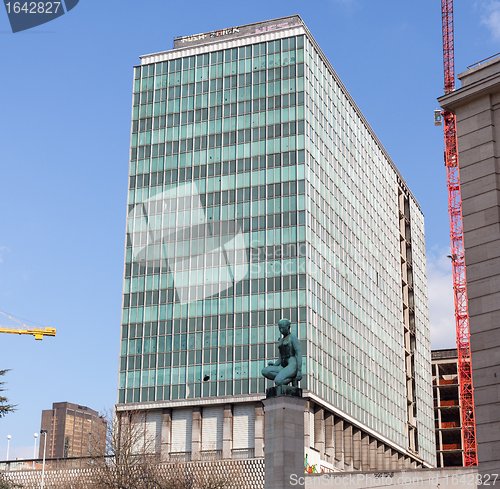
[261,318,302,387]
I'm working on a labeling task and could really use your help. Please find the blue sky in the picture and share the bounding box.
[1,0,499,460]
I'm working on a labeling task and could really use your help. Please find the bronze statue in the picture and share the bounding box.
[261,318,302,387]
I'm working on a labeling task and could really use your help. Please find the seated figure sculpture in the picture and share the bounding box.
[261,318,302,387]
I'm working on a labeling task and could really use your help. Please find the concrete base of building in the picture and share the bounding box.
[263,394,307,489]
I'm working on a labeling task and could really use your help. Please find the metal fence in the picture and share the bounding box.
[0,455,110,472]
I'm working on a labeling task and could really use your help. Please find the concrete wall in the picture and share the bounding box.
[438,56,500,474]
[264,395,307,489]
[305,467,480,488]
[5,459,265,489]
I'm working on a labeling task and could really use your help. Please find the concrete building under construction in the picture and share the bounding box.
[432,349,464,467]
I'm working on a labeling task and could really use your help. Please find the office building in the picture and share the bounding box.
[39,402,107,459]
[438,56,500,474]
[432,349,464,467]
[117,15,435,470]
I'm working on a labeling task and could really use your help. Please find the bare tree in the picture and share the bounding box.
[0,473,22,489]
[0,370,16,419]
[85,410,237,489]
[87,409,163,489]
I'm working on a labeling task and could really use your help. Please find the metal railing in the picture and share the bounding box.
[199,450,222,460]
[0,455,104,472]
[467,52,500,70]
[1,448,267,472]
[231,448,255,459]
[169,452,191,462]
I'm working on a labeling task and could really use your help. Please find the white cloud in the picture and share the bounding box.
[481,1,500,39]
[426,247,457,350]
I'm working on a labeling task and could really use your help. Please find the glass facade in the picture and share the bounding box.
[303,38,405,444]
[410,199,435,463]
[117,19,434,466]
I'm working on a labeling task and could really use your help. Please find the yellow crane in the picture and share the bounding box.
[0,311,56,340]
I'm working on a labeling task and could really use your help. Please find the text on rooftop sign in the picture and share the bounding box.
[178,26,240,44]
[254,22,291,33]
[175,19,302,47]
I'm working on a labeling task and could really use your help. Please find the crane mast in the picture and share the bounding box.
[441,0,478,466]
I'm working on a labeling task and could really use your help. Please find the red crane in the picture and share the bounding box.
[440,0,478,466]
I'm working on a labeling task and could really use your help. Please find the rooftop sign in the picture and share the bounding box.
[173,15,303,49]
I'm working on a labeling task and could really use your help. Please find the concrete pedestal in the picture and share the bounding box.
[263,394,307,489]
